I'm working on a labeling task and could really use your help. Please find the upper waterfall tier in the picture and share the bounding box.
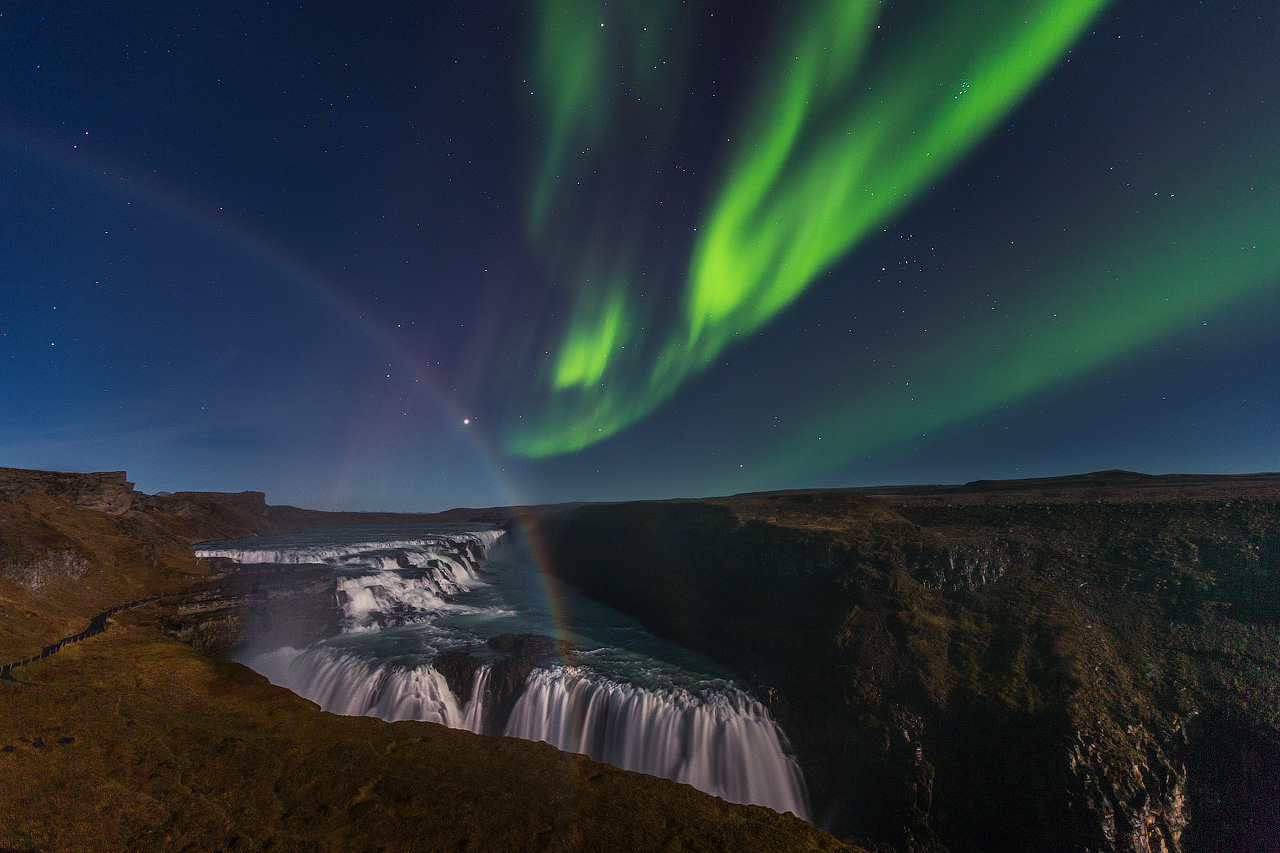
[196,528,504,566]
[197,526,506,631]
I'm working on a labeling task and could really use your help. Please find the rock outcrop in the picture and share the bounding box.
[0,465,511,546]
[435,633,569,732]
[1,549,91,593]
[0,467,136,515]
[156,561,340,656]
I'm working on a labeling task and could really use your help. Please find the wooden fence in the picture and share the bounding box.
[1,596,160,677]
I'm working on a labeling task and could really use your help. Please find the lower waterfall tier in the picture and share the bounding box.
[246,644,809,819]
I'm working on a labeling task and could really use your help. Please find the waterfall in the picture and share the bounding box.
[249,645,490,733]
[199,528,504,631]
[506,667,809,818]
[196,529,504,566]
[218,523,811,821]
[244,646,810,820]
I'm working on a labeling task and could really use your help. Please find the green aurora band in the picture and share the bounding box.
[526,0,680,242]
[506,0,1273,467]
[753,157,1280,481]
[510,0,1112,457]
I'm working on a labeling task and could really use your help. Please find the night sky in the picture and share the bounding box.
[2,1,1277,511]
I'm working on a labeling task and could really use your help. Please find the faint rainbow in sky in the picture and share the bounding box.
[1,128,518,501]
[2,127,590,647]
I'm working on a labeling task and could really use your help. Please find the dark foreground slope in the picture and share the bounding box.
[0,467,852,853]
[533,471,1280,853]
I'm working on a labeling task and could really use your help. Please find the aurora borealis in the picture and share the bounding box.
[511,0,1115,456]
[2,0,1277,509]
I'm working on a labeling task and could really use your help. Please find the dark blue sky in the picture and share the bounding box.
[2,1,1277,511]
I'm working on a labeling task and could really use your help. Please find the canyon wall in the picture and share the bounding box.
[533,473,1280,852]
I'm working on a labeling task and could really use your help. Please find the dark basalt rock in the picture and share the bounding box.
[434,635,569,733]
[484,634,568,733]
[434,649,485,699]
[534,476,1280,853]
[157,562,340,656]
[487,632,564,659]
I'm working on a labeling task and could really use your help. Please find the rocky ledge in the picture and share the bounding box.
[156,560,341,656]
[0,467,139,515]
[435,633,569,732]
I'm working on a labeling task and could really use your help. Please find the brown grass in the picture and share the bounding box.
[0,618,854,852]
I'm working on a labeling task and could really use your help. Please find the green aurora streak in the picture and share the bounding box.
[511,0,1111,457]
[753,159,1280,481]
[505,0,1271,465]
[526,0,681,247]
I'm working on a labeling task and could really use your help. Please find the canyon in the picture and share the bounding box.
[533,471,1280,851]
[3,465,1278,851]
[0,467,847,852]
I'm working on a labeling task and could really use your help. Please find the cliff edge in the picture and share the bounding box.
[534,472,1280,853]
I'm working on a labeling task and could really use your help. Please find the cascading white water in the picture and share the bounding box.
[249,645,489,731]
[505,666,809,818]
[196,530,504,566]
[199,529,503,631]
[245,647,809,819]
[215,523,811,821]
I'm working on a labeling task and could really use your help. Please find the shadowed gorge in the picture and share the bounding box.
[534,472,1280,851]
[204,523,813,819]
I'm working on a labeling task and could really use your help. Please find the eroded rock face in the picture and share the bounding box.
[158,562,340,656]
[1,549,90,593]
[1065,723,1188,853]
[436,634,569,733]
[906,541,1018,591]
[434,649,486,698]
[0,467,136,515]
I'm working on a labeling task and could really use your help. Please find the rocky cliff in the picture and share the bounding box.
[0,467,368,659]
[0,467,138,515]
[532,471,1280,853]
[156,560,340,656]
[0,467,502,659]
